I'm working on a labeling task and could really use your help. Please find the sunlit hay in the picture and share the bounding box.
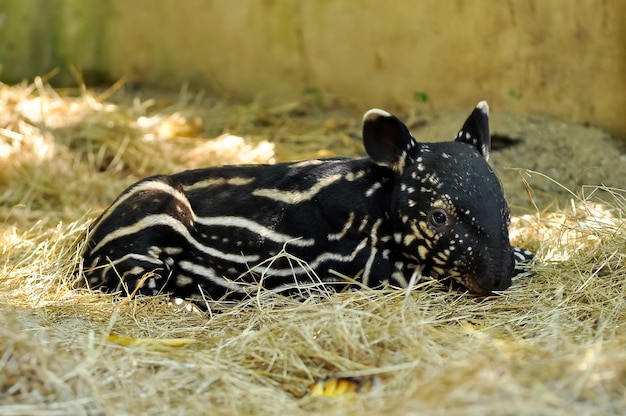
[1,80,626,414]
[0,78,275,229]
[182,133,276,168]
[512,185,625,285]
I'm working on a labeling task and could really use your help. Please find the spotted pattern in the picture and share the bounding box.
[79,101,533,303]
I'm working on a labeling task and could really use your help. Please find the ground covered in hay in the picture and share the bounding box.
[1,78,625,415]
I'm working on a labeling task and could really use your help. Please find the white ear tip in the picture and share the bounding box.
[476,101,489,114]
[363,108,392,122]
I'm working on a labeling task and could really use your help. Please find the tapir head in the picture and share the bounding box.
[362,102,515,294]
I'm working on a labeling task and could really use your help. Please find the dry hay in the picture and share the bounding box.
[1,78,625,416]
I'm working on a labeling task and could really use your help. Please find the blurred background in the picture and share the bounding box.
[1,0,624,137]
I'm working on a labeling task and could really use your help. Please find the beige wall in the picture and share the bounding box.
[1,0,625,137]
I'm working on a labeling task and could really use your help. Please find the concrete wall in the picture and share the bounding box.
[1,0,624,137]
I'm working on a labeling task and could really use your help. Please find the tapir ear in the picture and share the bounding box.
[363,109,417,171]
[455,101,491,160]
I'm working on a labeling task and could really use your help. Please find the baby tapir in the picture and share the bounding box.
[80,101,532,303]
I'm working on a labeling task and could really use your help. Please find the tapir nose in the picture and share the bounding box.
[478,246,515,292]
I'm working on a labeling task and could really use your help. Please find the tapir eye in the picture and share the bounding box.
[428,208,449,228]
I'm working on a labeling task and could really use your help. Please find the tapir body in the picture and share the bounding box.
[80,102,532,303]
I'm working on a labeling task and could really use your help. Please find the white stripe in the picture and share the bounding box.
[365,181,382,197]
[178,260,249,293]
[327,212,355,241]
[184,176,255,192]
[392,262,408,288]
[254,237,369,277]
[195,216,315,247]
[362,247,376,287]
[362,219,383,286]
[97,252,162,278]
[109,252,162,266]
[345,170,366,182]
[90,214,260,264]
[252,174,343,204]
[92,179,196,235]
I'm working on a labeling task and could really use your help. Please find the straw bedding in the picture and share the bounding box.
[1,78,625,415]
